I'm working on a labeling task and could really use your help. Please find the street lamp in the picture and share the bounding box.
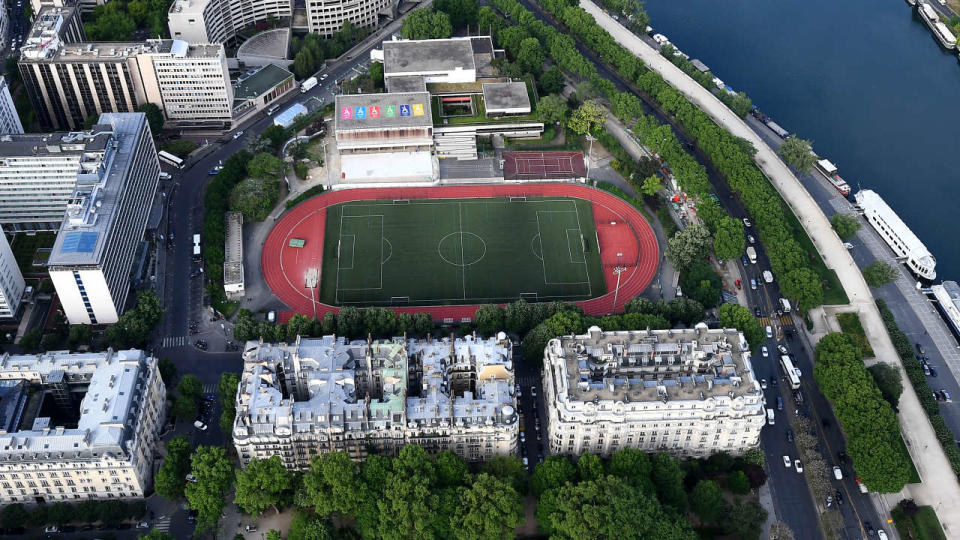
[612,251,626,311]
[585,133,597,180]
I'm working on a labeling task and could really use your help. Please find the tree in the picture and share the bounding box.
[301,451,367,518]
[172,374,202,421]
[480,456,527,494]
[568,100,605,135]
[231,176,280,221]
[690,480,724,524]
[725,499,767,540]
[863,261,899,288]
[830,213,861,240]
[538,66,566,95]
[336,306,364,338]
[780,267,824,311]
[84,3,136,41]
[136,103,164,135]
[235,456,293,517]
[505,299,534,334]
[154,437,192,500]
[451,473,523,540]
[777,136,815,174]
[712,216,745,261]
[265,531,283,540]
[259,125,290,153]
[651,453,687,511]
[473,305,505,338]
[247,152,285,180]
[436,450,469,488]
[727,470,750,495]
[680,259,721,308]
[376,471,437,540]
[1,503,28,529]
[664,224,713,271]
[369,61,384,90]
[287,313,313,339]
[288,510,334,540]
[433,0,478,28]
[103,289,166,348]
[185,446,235,532]
[868,362,904,408]
[576,453,604,482]
[139,531,176,540]
[157,357,177,387]
[19,328,42,353]
[536,94,569,125]
[401,9,452,40]
[516,37,545,75]
[66,323,93,349]
[639,175,662,197]
[606,448,653,493]
[528,455,575,497]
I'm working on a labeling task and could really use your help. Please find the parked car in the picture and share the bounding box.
[531,386,537,397]
[233,130,244,139]
[747,235,756,244]
[44,526,59,533]
[794,460,803,473]
[193,420,208,431]
[765,325,773,339]
[833,466,843,480]
[782,455,791,467]
[877,529,888,540]
[761,346,769,357]
[942,389,952,402]
[916,343,925,355]
[864,521,875,536]
[776,396,783,410]
[777,344,788,355]
[742,218,752,227]
[786,428,793,442]
[750,278,757,290]
[930,366,938,377]
[754,307,761,317]
[835,489,843,505]
[760,378,767,389]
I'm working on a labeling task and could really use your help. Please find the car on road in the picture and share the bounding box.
[794,460,803,473]
[321,73,329,80]
[835,489,843,505]
[760,378,767,389]
[765,325,773,338]
[193,420,208,431]
[742,218,752,227]
[531,386,537,397]
[761,346,768,357]
[916,343,925,355]
[520,432,525,443]
[233,130,244,139]
[750,278,757,290]
[137,522,150,529]
[877,529,887,540]
[755,307,761,317]
[747,235,755,244]
[44,526,59,533]
[522,457,528,467]
[782,455,791,467]
[786,428,793,442]
[930,366,938,377]
[208,166,222,175]
[777,344,788,354]
[245,525,258,532]
[833,466,843,480]
[838,450,848,463]
[159,171,172,180]
[942,389,952,402]
[776,396,783,410]
[864,521,875,536]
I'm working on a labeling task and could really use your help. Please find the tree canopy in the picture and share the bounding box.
[136,103,164,135]
[712,216,746,261]
[664,224,713,272]
[154,437,192,501]
[568,100,606,135]
[401,9,453,40]
[718,303,765,351]
[830,213,861,241]
[234,456,293,517]
[863,261,899,288]
[536,94,569,125]
[185,446,235,532]
[777,136,816,174]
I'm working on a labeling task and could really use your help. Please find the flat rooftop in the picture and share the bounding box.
[335,92,433,131]
[24,39,221,62]
[234,64,294,100]
[224,212,243,286]
[385,75,427,93]
[169,0,208,16]
[550,326,758,404]
[48,114,149,267]
[482,81,531,113]
[0,350,152,459]
[383,38,476,76]
[0,132,87,158]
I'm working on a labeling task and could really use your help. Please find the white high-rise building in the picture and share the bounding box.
[0,228,25,319]
[0,77,22,135]
[542,326,765,458]
[306,0,396,37]
[136,41,234,127]
[0,349,166,503]
[47,113,160,324]
[168,0,293,45]
[233,334,519,469]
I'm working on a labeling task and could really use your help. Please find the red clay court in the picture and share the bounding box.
[502,151,587,180]
[261,184,659,323]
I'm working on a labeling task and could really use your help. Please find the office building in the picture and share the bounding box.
[233,333,518,469]
[20,26,232,130]
[542,326,765,458]
[232,63,296,121]
[306,0,396,37]
[0,130,115,232]
[0,349,166,503]
[47,113,160,325]
[31,0,106,14]
[0,77,23,135]
[168,0,293,45]
[0,229,25,319]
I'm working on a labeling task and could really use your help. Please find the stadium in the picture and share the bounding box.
[261,183,660,322]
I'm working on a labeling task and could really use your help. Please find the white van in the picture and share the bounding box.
[779,298,792,313]
[766,409,775,425]
[267,104,280,115]
[765,325,773,339]
[193,234,202,260]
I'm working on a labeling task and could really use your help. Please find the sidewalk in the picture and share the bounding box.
[580,0,960,533]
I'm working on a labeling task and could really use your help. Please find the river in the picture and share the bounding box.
[643,0,960,280]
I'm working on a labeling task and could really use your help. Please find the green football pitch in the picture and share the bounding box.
[319,197,607,306]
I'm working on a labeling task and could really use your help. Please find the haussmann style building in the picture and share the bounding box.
[233,333,519,469]
[0,349,166,503]
[542,326,765,458]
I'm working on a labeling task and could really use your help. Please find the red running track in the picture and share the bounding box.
[261,184,659,323]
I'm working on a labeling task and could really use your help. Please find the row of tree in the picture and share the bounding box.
[876,299,960,474]
[0,499,146,529]
[291,23,368,80]
[203,151,252,310]
[518,0,831,311]
[230,153,284,221]
[812,333,913,492]
[84,0,169,41]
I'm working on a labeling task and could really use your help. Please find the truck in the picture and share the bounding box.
[300,76,318,93]
[746,246,757,264]
[762,270,774,283]
[779,298,792,313]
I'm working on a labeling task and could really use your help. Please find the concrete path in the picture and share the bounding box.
[580,0,960,533]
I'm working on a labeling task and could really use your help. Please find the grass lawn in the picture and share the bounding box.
[837,312,875,357]
[892,505,946,540]
[320,197,606,307]
[8,233,56,273]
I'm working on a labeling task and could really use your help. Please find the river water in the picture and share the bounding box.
[643,0,960,280]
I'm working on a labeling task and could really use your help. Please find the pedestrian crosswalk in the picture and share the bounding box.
[759,316,794,328]
[160,336,187,348]
[202,383,217,394]
[153,515,171,532]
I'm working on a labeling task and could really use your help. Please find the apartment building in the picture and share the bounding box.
[233,333,519,469]
[47,113,160,324]
[0,77,21,135]
[0,349,166,503]
[19,16,232,131]
[0,229,25,319]
[168,0,293,45]
[306,0,396,37]
[542,326,765,458]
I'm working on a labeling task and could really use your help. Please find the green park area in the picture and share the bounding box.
[319,197,606,307]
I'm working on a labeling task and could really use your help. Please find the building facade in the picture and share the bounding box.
[0,77,21,135]
[47,113,160,325]
[0,349,166,503]
[168,0,293,45]
[19,25,231,130]
[542,326,765,458]
[0,228,25,319]
[233,334,518,469]
[306,0,396,37]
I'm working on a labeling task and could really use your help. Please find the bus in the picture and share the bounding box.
[780,355,801,390]
[158,150,184,169]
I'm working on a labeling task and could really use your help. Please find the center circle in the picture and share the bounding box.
[438,231,487,267]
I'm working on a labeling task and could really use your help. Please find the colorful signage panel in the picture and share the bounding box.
[341,102,425,121]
